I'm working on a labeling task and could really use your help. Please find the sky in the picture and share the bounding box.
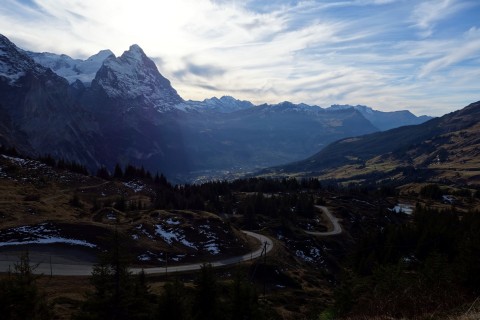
[1,0,479,116]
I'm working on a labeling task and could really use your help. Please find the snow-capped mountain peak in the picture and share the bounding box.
[79,49,114,75]
[27,48,114,85]
[329,104,372,113]
[175,95,254,113]
[123,44,145,60]
[92,44,183,111]
[103,44,151,74]
[86,49,114,62]
[254,101,324,115]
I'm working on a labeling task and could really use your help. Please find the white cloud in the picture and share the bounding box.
[411,0,471,37]
[0,0,479,116]
[419,38,480,77]
[353,0,398,4]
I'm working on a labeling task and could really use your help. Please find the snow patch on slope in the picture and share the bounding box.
[154,224,197,249]
[198,224,220,255]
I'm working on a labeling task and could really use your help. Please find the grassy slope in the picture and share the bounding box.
[0,155,249,265]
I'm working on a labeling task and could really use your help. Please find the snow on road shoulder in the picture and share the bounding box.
[0,223,96,248]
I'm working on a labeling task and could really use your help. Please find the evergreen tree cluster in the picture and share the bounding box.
[0,145,20,156]
[38,154,89,175]
[96,164,159,182]
[419,184,443,200]
[74,232,264,320]
[334,205,480,318]
[149,177,321,215]
[0,148,89,175]
[229,177,322,193]
[0,253,52,320]
[238,192,315,228]
[75,234,155,320]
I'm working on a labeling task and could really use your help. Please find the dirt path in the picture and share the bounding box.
[305,205,342,236]
[0,230,273,276]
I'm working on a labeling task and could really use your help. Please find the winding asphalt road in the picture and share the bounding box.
[0,230,273,276]
[305,205,342,236]
[0,206,340,275]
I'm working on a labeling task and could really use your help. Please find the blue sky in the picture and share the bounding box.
[1,0,479,116]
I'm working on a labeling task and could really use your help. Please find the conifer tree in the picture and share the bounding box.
[192,264,220,320]
[96,166,111,180]
[228,272,262,320]
[0,252,52,320]
[158,278,190,320]
[75,231,155,320]
[113,164,124,179]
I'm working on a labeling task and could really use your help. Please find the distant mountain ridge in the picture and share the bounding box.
[262,101,480,185]
[176,96,254,113]
[0,34,433,181]
[328,104,432,131]
[177,103,378,179]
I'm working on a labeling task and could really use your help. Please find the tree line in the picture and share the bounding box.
[0,234,266,320]
[331,205,480,318]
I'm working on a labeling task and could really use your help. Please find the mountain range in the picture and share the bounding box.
[262,101,480,185]
[0,34,432,181]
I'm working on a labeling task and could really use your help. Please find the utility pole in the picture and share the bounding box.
[263,241,267,265]
[165,252,168,279]
[263,241,267,298]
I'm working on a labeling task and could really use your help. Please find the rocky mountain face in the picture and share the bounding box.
[0,34,99,166]
[264,101,480,185]
[0,34,434,181]
[1,35,187,176]
[89,45,183,111]
[77,44,188,175]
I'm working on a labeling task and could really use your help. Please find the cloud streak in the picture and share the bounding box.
[0,0,479,116]
[411,0,476,38]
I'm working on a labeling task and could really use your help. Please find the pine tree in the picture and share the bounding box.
[0,252,52,320]
[96,167,111,180]
[158,278,190,320]
[124,165,136,180]
[113,164,124,179]
[228,272,262,320]
[192,264,220,320]
[75,231,155,320]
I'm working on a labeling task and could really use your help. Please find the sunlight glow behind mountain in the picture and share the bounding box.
[1,0,479,116]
